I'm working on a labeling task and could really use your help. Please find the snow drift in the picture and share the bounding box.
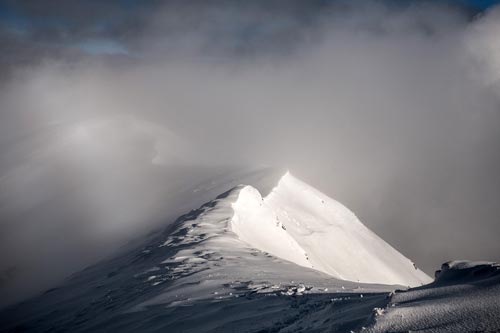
[231,172,431,287]
[368,260,500,332]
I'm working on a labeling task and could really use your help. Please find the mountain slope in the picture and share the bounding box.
[231,172,431,287]
[0,172,395,332]
[4,171,498,333]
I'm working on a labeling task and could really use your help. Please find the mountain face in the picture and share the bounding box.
[1,171,499,332]
[231,172,431,287]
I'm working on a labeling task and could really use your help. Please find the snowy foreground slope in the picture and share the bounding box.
[367,261,500,332]
[1,171,499,332]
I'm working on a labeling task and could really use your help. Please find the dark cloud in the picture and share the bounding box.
[0,0,480,66]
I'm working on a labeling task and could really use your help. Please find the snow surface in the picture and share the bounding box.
[135,180,393,310]
[367,260,500,332]
[1,169,498,332]
[231,172,431,287]
[0,170,395,332]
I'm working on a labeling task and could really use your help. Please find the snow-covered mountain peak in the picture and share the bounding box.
[231,172,432,287]
[2,170,499,333]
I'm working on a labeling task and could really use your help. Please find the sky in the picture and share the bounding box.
[1,0,500,307]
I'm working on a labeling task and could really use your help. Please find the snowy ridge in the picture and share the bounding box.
[2,169,499,332]
[134,173,406,309]
[1,174,394,333]
[231,172,431,287]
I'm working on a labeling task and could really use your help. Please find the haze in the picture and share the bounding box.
[1,0,500,307]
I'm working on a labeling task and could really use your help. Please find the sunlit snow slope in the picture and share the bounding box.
[0,169,395,333]
[231,172,431,287]
[2,169,499,333]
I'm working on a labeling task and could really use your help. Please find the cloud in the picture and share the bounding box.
[465,5,500,85]
[77,39,129,55]
[1,0,500,307]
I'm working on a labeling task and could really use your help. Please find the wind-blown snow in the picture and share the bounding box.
[231,172,431,287]
[367,260,500,332]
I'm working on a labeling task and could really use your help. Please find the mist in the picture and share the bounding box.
[1,0,500,307]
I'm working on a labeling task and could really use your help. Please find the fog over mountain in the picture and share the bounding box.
[1,0,500,307]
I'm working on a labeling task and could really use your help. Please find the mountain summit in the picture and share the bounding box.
[231,172,431,286]
[2,169,498,332]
